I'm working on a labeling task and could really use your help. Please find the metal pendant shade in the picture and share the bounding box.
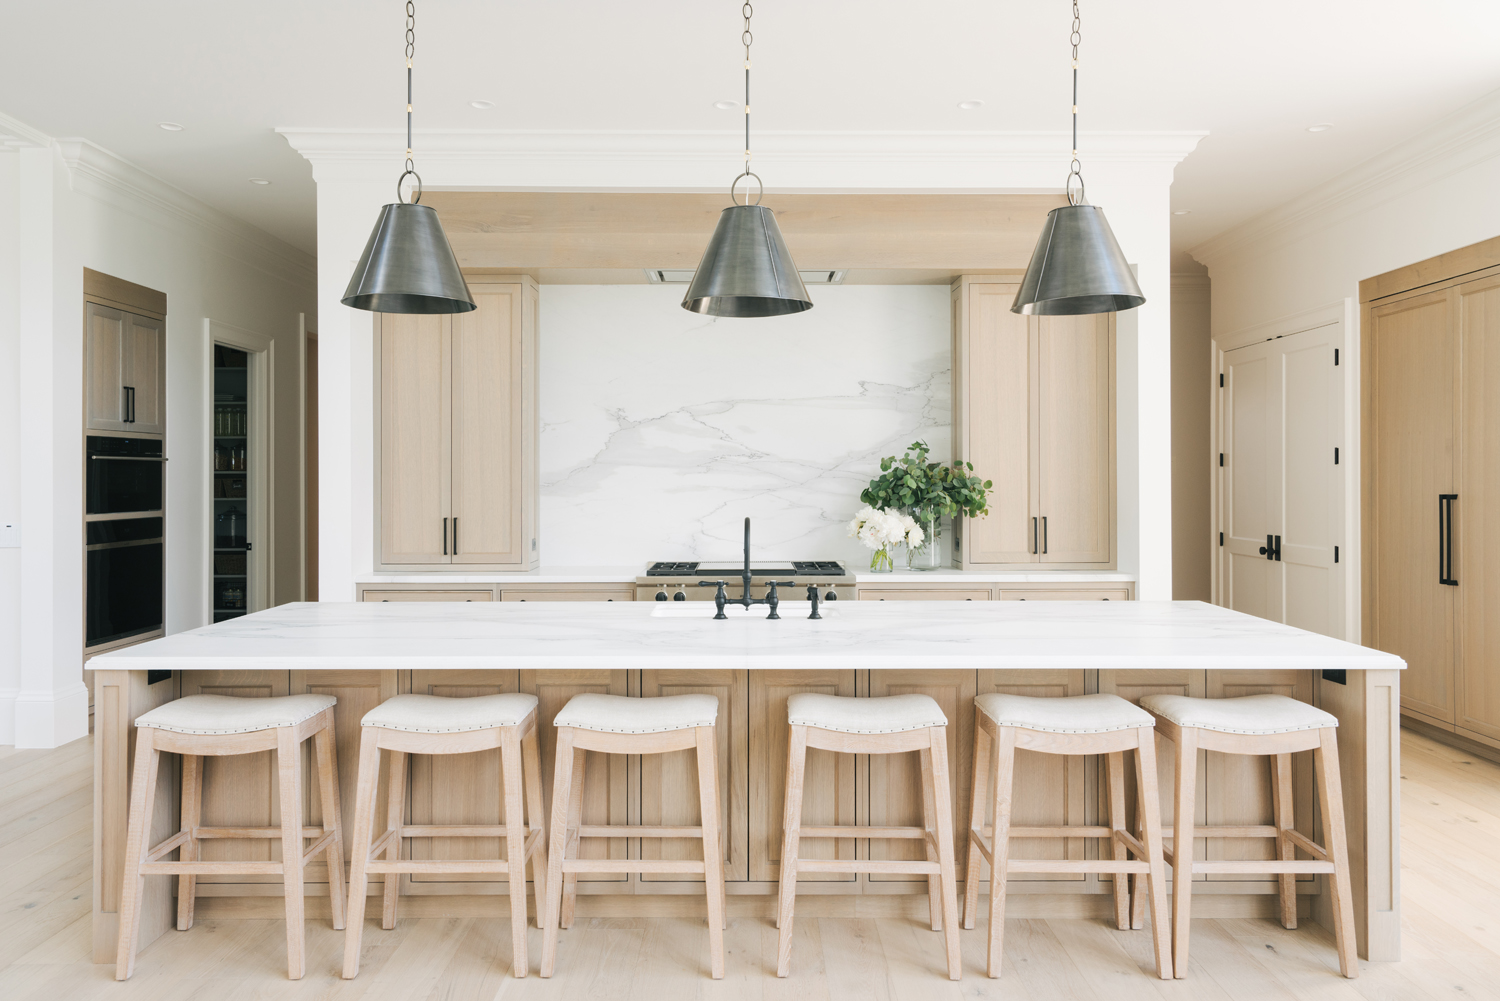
[681,204,813,318]
[341,202,476,314]
[1011,204,1145,316]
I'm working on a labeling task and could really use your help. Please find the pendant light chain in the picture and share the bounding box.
[400,1,422,204]
[1067,0,1085,205]
[732,3,763,205]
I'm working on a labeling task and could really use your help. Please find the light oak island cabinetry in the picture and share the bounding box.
[376,275,539,570]
[950,276,1114,568]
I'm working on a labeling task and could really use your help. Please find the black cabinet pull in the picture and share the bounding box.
[1042,516,1048,555]
[453,517,458,555]
[1032,517,1038,555]
[442,517,448,556]
[123,385,135,423]
[1440,494,1458,585]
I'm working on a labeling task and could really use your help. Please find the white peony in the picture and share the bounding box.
[848,506,924,551]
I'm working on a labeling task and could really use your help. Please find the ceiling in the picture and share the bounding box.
[4,1,1498,261]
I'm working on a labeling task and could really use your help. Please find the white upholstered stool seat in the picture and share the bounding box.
[976,693,1152,733]
[787,692,946,733]
[551,692,718,733]
[135,693,336,735]
[361,693,539,733]
[1139,693,1337,735]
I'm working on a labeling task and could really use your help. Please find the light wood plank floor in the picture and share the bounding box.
[2,729,1496,1000]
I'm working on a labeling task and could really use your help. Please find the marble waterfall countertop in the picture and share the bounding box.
[93,600,1404,674]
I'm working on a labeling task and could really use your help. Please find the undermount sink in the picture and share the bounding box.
[650,603,836,618]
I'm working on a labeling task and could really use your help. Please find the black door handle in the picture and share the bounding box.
[1260,533,1272,559]
[1440,494,1458,585]
[1273,535,1281,561]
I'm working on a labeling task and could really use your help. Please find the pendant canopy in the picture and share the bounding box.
[682,204,813,318]
[1011,204,1145,316]
[342,202,475,314]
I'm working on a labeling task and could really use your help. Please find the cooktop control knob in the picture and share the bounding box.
[655,591,667,601]
[825,590,838,601]
[673,590,686,601]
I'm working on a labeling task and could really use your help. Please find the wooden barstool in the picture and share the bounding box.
[963,693,1172,980]
[1139,694,1358,979]
[115,694,345,981]
[540,693,726,979]
[777,693,961,980]
[343,693,548,979]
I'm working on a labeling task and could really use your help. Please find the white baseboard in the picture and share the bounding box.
[12,682,90,748]
[0,688,17,745]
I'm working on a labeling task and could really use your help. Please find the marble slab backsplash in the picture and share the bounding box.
[538,284,952,566]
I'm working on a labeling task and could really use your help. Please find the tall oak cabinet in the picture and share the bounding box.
[376,275,539,570]
[1363,238,1500,748]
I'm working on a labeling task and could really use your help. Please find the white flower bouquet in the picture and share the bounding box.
[847,506,925,572]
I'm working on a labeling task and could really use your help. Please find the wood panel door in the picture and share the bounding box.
[407,670,524,890]
[378,313,451,564]
[957,280,1037,565]
[1278,328,1342,638]
[749,670,857,882]
[867,670,975,883]
[520,668,631,884]
[86,302,128,430]
[1037,312,1112,563]
[1457,274,1500,740]
[451,281,532,566]
[180,671,290,884]
[1368,290,1457,723]
[639,670,748,883]
[1223,339,1283,622]
[972,670,1089,883]
[125,312,166,434]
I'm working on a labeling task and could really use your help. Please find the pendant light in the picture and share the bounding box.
[682,3,813,318]
[1011,1,1144,316]
[342,1,475,314]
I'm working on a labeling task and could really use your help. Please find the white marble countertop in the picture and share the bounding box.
[359,567,1137,585]
[94,600,1403,673]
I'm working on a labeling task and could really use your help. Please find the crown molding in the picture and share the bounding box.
[277,128,1206,166]
[0,109,50,150]
[56,139,315,286]
[1190,87,1500,269]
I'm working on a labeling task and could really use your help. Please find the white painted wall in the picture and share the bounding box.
[1192,87,1500,632]
[287,129,1199,601]
[0,116,316,747]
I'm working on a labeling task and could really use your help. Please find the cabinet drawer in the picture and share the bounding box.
[859,589,991,601]
[500,588,634,601]
[358,589,493,602]
[999,588,1131,601]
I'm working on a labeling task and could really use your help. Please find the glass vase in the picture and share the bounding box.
[868,546,895,573]
[905,510,943,570]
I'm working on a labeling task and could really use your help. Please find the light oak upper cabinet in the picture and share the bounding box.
[86,302,166,435]
[377,276,538,570]
[951,277,1114,568]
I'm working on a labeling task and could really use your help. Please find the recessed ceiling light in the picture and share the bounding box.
[713,100,738,110]
[1172,209,1191,215]
[158,122,184,131]
[249,178,271,185]
[1307,123,1333,133]
[957,100,985,111]
[470,100,494,110]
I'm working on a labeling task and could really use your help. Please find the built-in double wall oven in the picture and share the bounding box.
[85,435,165,648]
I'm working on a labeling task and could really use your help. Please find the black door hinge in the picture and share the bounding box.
[1219,373,1224,387]
[1219,532,1224,547]
[1219,453,1224,467]
[1334,545,1340,563]
[1334,447,1340,464]
[1334,348,1340,366]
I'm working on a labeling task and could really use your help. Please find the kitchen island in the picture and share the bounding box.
[89,600,1403,964]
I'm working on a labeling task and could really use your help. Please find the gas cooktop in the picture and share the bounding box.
[645,560,847,577]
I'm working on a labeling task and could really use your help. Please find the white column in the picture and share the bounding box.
[0,148,22,743]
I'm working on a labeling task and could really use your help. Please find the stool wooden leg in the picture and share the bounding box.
[560,747,587,930]
[540,728,575,979]
[1106,750,1130,931]
[918,745,943,932]
[1270,751,1298,930]
[926,726,962,982]
[984,725,1016,979]
[963,718,990,930]
[114,728,162,981]
[1130,744,1149,931]
[1314,729,1359,979]
[521,726,548,928]
[1134,726,1173,980]
[500,729,530,978]
[775,724,809,978]
[1168,726,1199,979]
[276,726,307,980]
[176,752,202,932]
[314,722,347,932]
[380,750,407,930]
[342,729,382,979]
[695,726,726,979]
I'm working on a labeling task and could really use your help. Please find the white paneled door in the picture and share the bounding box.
[1220,324,1344,637]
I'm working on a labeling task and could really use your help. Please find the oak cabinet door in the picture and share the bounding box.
[1037,312,1112,563]
[500,588,634,601]
[124,312,166,435]
[1457,274,1500,741]
[86,302,128,430]
[639,670,748,882]
[859,589,991,601]
[378,313,451,564]
[749,670,858,882]
[359,589,493,602]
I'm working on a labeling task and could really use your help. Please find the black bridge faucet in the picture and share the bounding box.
[697,517,803,619]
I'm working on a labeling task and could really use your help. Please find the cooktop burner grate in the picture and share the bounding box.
[647,561,700,575]
[646,560,847,577]
[792,561,846,576]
